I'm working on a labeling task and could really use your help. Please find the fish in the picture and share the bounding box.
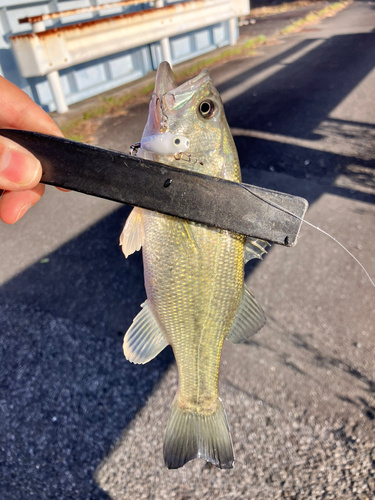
[120,62,269,470]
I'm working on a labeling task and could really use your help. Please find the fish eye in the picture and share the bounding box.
[173,138,181,145]
[198,100,216,119]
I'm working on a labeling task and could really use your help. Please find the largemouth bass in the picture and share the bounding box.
[120,62,269,469]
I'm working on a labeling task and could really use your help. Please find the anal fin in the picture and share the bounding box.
[226,286,266,344]
[123,301,168,364]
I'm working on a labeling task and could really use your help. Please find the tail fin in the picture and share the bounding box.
[163,398,234,469]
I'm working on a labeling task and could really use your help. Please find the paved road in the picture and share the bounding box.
[1,2,374,499]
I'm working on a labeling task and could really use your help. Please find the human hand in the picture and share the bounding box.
[0,76,64,224]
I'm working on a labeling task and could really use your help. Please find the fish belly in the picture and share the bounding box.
[142,210,244,413]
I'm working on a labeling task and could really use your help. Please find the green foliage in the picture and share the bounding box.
[280,0,350,34]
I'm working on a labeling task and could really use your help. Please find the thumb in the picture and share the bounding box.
[0,135,42,191]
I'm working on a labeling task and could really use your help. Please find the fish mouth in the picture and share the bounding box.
[141,63,191,155]
[155,62,177,97]
[142,62,177,138]
[142,62,212,148]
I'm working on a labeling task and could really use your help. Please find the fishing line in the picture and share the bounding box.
[240,184,375,289]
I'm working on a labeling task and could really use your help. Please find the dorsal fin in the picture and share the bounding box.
[244,237,270,263]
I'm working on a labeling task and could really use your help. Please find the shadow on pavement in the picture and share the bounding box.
[228,28,375,283]
[235,29,375,424]
[221,33,375,139]
[220,32,375,180]
[292,332,375,419]
[0,206,174,499]
[0,25,374,500]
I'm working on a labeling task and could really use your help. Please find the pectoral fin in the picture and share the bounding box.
[120,207,143,258]
[123,301,168,364]
[244,237,270,263]
[226,286,266,344]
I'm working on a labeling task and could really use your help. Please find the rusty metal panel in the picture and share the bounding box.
[18,0,150,24]
[10,0,248,78]
[2,0,245,111]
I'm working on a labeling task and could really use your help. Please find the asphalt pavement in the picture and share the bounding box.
[1,1,375,499]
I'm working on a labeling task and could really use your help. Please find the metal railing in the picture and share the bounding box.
[18,0,153,25]
[11,0,249,113]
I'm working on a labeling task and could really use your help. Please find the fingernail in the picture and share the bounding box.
[15,202,33,223]
[1,149,41,186]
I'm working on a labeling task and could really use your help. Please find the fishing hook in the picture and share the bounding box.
[129,142,141,156]
[174,152,203,166]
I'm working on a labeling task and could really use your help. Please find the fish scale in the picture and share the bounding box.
[121,62,268,469]
[143,219,244,410]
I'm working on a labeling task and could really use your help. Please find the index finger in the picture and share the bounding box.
[0,76,63,137]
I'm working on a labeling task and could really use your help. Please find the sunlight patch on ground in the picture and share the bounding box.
[231,119,375,161]
[220,39,325,103]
